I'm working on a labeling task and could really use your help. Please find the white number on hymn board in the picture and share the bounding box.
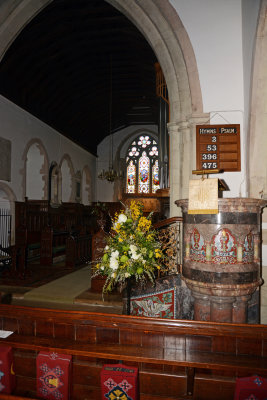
[202,162,217,169]
[202,153,217,160]
[206,144,217,151]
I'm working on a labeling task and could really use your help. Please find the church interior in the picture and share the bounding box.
[0,0,267,399]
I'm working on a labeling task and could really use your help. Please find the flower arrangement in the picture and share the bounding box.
[93,201,164,294]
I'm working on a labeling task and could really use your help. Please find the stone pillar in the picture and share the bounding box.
[232,295,251,324]
[168,122,183,217]
[167,113,209,217]
[210,296,236,323]
[192,292,210,321]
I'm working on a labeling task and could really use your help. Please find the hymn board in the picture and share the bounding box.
[196,124,240,172]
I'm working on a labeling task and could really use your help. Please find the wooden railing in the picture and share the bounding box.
[154,216,183,275]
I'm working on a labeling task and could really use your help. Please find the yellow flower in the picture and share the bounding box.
[113,222,121,233]
[155,248,162,258]
[118,237,123,242]
[137,216,151,232]
[130,201,142,220]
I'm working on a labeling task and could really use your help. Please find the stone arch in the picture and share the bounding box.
[0,182,17,245]
[21,138,49,200]
[0,1,202,118]
[0,0,205,211]
[108,0,203,120]
[59,154,75,202]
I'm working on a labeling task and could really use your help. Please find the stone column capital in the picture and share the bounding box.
[186,112,210,126]
[168,112,210,135]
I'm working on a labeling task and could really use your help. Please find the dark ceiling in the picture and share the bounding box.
[0,0,158,155]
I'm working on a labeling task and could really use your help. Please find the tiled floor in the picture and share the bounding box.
[261,266,267,324]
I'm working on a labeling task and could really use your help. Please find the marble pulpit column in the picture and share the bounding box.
[176,198,267,323]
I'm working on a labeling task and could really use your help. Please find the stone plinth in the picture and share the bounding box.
[176,198,267,323]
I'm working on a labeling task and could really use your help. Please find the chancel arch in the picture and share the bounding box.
[0,0,204,215]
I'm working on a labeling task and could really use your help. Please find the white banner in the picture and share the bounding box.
[188,178,218,214]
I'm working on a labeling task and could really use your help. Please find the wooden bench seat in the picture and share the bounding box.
[52,244,66,254]
[0,334,267,375]
[26,242,40,262]
[40,227,69,265]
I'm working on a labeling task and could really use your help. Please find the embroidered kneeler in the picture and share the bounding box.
[36,352,72,399]
[0,345,15,394]
[234,375,267,400]
[101,363,139,400]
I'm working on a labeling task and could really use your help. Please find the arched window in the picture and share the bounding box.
[126,135,159,193]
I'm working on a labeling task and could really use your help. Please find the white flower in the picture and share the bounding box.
[100,266,105,270]
[132,252,141,260]
[104,245,109,251]
[129,244,137,253]
[125,272,131,278]
[111,250,119,259]
[111,272,116,278]
[118,214,127,224]
[110,258,119,270]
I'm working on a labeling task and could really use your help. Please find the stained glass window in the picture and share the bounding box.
[127,160,136,193]
[126,134,159,193]
[139,152,150,193]
[152,160,159,193]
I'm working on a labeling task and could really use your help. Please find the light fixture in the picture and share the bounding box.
[98,55,123,183]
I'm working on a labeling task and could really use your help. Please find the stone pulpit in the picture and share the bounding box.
[176,198,266,323]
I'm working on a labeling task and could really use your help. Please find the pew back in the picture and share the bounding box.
[0,305,266,399]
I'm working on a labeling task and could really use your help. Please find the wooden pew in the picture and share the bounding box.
[0,305,266,399]
[65,232,92,269]
[14,225,41,278]
[40,226,69,265]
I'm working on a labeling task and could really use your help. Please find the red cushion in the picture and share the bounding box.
[0,345,15,394]
[101,363,139,400]
[36,351,72,400]
[234,375,267,400]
